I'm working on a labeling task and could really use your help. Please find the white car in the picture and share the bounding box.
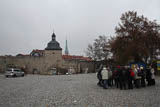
[5,68,24,77]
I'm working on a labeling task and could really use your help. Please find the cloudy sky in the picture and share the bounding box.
[0,0,159,56]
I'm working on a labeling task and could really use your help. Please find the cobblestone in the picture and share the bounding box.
[0,74,160,107]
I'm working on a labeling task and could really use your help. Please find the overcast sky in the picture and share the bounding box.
[0,0,159,56]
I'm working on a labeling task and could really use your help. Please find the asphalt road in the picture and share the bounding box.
[0,73,160,107]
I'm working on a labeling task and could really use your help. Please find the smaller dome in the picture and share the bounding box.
[52,32,56,37]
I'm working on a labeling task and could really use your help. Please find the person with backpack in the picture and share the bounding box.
[128,67,134,89]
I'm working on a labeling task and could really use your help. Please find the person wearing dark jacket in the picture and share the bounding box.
[97,65,103,87]
[108,67,113,87]
[140,66,146,87]
[114,66,121,88]
[146,67,152,86]
[119,67,127,90]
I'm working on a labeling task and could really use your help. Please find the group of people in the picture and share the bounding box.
[97,64,156,89]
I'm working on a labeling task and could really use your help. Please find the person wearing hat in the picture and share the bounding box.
[101,66,109,89]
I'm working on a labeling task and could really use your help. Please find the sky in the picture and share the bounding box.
[0,0,160,56]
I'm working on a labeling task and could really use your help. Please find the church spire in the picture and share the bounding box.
[65,37,69,55]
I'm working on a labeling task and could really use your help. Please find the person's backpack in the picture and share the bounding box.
[130,70,135,77]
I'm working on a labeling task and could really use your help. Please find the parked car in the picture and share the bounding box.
[5,68,24,77]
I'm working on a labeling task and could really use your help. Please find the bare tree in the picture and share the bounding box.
[85,36,111,61]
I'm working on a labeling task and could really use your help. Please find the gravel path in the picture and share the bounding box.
[0,73,160,107]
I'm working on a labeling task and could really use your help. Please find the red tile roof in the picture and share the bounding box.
[31,49,44,53]
[16,54,30,57]
[30,49,44,56]
[62,55,92,61]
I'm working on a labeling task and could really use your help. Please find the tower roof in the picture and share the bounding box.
[45,32,62,50]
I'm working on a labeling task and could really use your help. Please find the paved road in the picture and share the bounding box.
[0,73,160,107]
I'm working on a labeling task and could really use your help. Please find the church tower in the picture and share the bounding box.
[65,38,69,55]
[44,31,63,68]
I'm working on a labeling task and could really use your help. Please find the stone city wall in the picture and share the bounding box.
[62,59,95,74]
[0,50,63,74]
[0,56,45,74]
[0,50,95,75]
